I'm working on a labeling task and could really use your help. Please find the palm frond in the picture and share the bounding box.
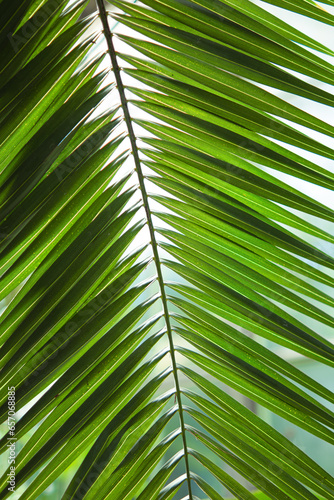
[0,0,334,499]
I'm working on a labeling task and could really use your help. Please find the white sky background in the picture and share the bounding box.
[97,0,334,270]
[254,0,334,208]
[95,0,334,213]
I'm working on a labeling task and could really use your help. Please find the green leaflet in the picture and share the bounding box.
[179,348,334,444]
[65,392,175,498]
[1,337,166,494]
[0,304,160,445]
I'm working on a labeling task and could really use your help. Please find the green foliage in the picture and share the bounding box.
[0,0,334,498]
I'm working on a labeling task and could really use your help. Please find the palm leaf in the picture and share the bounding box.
[0,0,333,498]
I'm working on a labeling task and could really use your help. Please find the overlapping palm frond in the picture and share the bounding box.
[0,0,334,498]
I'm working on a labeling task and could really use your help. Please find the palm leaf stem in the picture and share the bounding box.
[95,0,193,497]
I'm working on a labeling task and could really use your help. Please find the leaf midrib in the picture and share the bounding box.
[95,0,193,497]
